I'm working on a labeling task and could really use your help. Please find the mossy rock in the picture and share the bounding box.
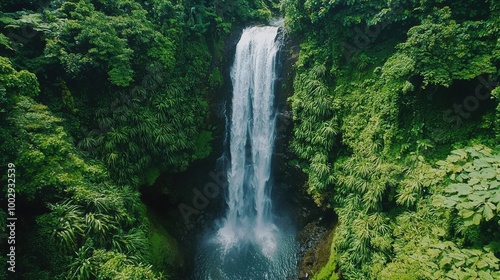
[298,223,338,280]
[146,208,183,275]
[311,228,338,280]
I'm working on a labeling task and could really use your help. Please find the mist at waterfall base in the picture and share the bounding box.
[193,26,298,279]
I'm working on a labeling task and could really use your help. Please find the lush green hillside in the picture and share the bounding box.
[0,0,279,279]
[285,0,500,279]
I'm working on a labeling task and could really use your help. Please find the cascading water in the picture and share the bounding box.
[193,24,297,280]
[217,25,279,256]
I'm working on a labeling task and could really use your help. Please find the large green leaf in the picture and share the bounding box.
[477,271,495,280]
[474,159,490,169]
[436,160,449,166]
[483,203,496,221]
[468,178,480,186]
[473,213,482,225]
[489,191,500,204]
[448,155,462,163]
[488,181,500,190]
[459,209,475,219]
[443,196,460,208]
[481,168,497,180]
[468,193,485,204]
[439,256,452,268]
[451,149,467,158]
[445,183,473,196]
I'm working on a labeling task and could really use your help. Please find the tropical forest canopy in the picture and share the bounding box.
[285,0,500,279]
[0,0,499,279]
[0,0,278,279]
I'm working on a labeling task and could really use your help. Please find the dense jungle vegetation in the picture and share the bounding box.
[0,0,278,279]
[1,0,499,279]
[285,0,500,279]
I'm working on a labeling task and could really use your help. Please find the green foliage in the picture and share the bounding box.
[398,7,497,87]
[82,74,209,185]
[2,0,276,189]
[395,159,439,207]
[146,211,181,275]
[0,94,162,279]
[285,0,500,278]
[378,146,500,280]
[4,0,498,279]
[44,0,168,86]
[139,168,161,187]
[2,94,159,278]
[0,33,14,50]
[382,236,500,280]
[433,146,500,224]
[60,80,77,113]
[0,56,39,114]
[289,63,338,202]
[492,87,500,138]
[39,0,259,186]
[2,95,106,200]
[193,130,214,160]
[1,1,275,278]
[0,56,164,278]
[68,248,158,280]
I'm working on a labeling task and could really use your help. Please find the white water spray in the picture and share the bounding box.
[217,26,280,257]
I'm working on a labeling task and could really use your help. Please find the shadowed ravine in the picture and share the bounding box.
[193,24,298,279]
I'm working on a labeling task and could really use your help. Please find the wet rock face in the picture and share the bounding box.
[273,27,298,174]
[297,220,329,261]
[297,218,337,279]
[273,29,340,280]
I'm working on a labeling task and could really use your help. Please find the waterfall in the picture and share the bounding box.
[194,24,297,280]
[217,26,280,256]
